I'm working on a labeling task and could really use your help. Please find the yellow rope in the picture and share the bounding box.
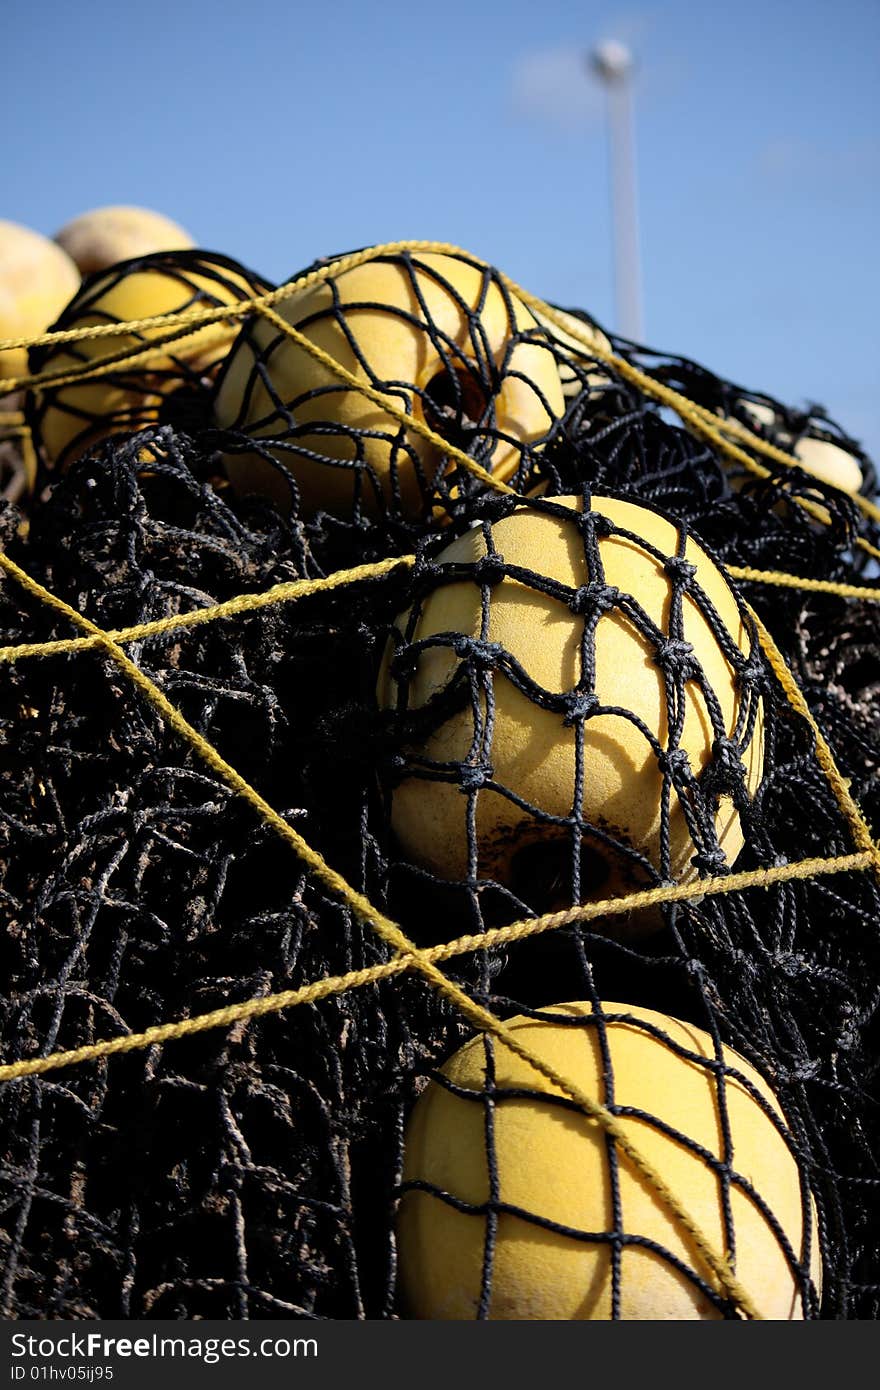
[504,285,880,531]
[748,607,880,873]
[0,554,414,663]
[5,235,876,578]
[0,518,875,903]
[0,847,869,1084]
[0,319,242,398]
[2,551,879,671]
[0,235,866,516]
[681,402,880,530]
[0,539,871,1312]
[727,567,880,601]
[0,241,480,392]
[5,235,877,558]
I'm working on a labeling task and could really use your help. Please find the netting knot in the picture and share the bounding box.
[657,746,694,783]
[654,637,698,680]
[472,553,507,587]
[737,657,767,693]
[568,582,620,617]
[579,509,615,538]
[691,845,731,876]
[664,555,698,586]
[413,559,443,590]
[452,636,504,669]
[711,734,748,784]
[563,690,600,725]
[459,761,493,790]
[389,645,421,683]
[777,952,808,981]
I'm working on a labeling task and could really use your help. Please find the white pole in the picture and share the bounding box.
[589,40,644,342]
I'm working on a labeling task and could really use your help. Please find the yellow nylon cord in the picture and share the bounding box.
[748,607,880,873]
[0,232,867,507]
[0,319,241,398]
[1,553,879,671]
[0,847,868,1084]
[0,554,414,663]
[727,566,880,601]
[679,402,880,530]
[0,241,476,391]
[503,284,880,531]
[0,543,765,1316]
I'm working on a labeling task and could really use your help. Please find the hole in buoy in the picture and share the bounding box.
[507,835,613,911]
[420,365,490,453]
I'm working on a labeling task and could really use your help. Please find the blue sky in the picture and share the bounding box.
[7,0,880,460]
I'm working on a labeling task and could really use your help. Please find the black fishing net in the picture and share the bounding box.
[0,245,878,1319]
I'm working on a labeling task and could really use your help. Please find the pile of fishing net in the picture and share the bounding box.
[0,243,878,1320]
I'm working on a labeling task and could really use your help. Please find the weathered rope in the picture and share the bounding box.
[0,554,414,662]
[0,848,869,1087]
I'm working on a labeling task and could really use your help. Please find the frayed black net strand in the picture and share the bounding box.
[1,245,879,1319]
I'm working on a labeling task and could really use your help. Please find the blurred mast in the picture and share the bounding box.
[589,39,644,342]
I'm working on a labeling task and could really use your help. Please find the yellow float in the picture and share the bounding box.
[214,249,565,519]
[377,495,764,918]
[0,220,80,387]
[530,303,615,401]
[53,205,194,277]
[29,251,271,470]
[398,1000,822,1319]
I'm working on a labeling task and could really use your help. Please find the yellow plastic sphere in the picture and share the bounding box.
[398,1001,822,1320]
[0,220,80,386]
[734,400,864,495]
[29,252,270,469]
[377,496,763,909]
[54,205,194,277]
[736,399,776,432]
[530,303,615,401]
[214,249,565,518]
[791,436,863,495]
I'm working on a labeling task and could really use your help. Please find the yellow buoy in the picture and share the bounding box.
[377,495,763,915]
[214,249,565,518]
[530,303,615,401]
[53,205,194,278]
[398,1001,822,1319]
[791,435,863,495]
[0,220,80,387]
[733,400,864,495]
[29,251,271,470]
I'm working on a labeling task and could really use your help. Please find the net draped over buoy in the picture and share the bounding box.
[0,240,878,1321]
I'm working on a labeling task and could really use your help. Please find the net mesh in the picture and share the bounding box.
[0,242,878,1319]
